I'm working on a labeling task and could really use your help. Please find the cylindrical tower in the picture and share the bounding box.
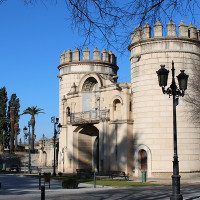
[57,47,118,173]
[129,20,200,177]
[58,47,118,123]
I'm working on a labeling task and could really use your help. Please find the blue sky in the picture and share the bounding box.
[0,1,130,141]
[0,1,199,142]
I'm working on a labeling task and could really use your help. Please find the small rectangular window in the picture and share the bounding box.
[130,102,132,111]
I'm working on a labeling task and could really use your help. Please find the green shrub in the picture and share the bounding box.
[62,178,79,189]
[58,172,63,176]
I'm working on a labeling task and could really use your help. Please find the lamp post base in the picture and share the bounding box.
[170,174,183,200]
[53,172,56,176]
[170,194,183,200]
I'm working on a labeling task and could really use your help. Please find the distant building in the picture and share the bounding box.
[58,20,200,177]
[38,138,59,167]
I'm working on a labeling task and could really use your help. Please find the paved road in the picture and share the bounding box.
[0,174,199,200]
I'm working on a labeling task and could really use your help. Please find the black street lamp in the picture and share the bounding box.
[156,61,189,200]
[51,116,62,176]
[23,121,32,174]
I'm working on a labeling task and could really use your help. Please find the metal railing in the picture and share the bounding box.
[68,109,110,124]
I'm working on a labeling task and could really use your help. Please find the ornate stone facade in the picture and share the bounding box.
[58,20,200,177]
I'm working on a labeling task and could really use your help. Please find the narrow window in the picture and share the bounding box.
[67,107,70,116]
[113,99,121,120]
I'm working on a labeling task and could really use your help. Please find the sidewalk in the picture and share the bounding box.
[130,176,200,185]
[0,174,109,191]
[0,174,199,200]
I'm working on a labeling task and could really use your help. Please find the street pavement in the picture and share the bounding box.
[0,174,200,200]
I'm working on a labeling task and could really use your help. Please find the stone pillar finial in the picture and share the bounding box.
[179,20,188,38]
[83,47,90,61]
[73,48,80,61]
[109,50,116,65]
[167,19,176,37]
[143,22,151,39]
[131,26,143,43]
[93,47,101,61]
[154,19,163,38]
[60,50,66,64]
[102,49,109,62]
[65,49,72,62]
[189,22,197,39]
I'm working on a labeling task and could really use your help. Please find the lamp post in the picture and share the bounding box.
[51,116,62,176]
[41,134,45,167]
[23,121,32,174]
[156,61,189,200]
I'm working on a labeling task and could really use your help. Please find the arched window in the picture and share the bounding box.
[113,99,121,120]
[82,77,99,112]
[113,99,120,111]
[82,77,98,92]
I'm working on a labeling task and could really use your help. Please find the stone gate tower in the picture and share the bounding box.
[58,47,133,174]
[129,20,200,177]
[58,20,200,178]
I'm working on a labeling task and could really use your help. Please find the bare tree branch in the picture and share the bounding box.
[185,67,200,124]
[0,0,6,5]
[2,0,200,52]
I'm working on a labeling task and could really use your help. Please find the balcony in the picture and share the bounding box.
[68,109,110,125]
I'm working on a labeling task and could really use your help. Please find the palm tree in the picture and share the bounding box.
[22,106,45,151]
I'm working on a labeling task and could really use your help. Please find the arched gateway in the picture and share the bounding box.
[76,125,99,171]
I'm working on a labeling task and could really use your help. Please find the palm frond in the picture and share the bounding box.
[21,106,45,116]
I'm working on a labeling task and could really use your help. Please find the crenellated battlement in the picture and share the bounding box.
[60,47,117,65]
[131,19,200,44]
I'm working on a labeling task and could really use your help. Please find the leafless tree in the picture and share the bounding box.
[20,0,200,52]
[185,67,200,124]
[0,0,6,4]
[2,0,200,121]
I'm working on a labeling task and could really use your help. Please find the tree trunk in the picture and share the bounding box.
[10,107,15,153]
[14,123,19,151]
[31,116,35,151]
[15,132,17,150]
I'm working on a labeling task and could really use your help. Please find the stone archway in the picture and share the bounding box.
[77,125,99,171]
[134,145,152,177]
